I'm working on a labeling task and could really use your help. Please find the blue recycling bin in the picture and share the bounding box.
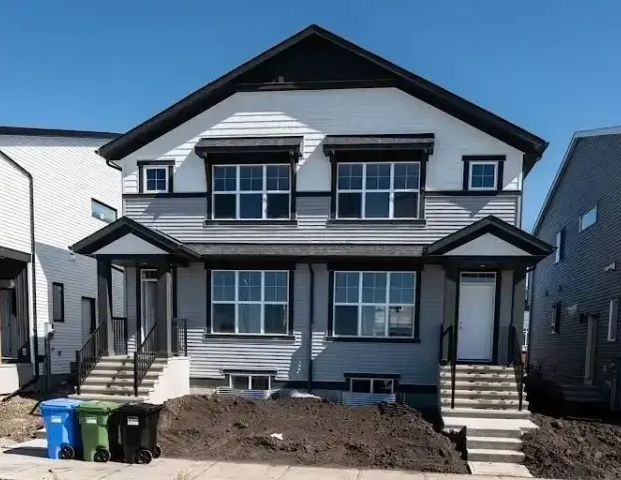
[40,398,82,460]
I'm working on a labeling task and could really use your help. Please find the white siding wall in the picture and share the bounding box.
[0,135,124,374]
[0,157,31,254]
[119,88,523,194]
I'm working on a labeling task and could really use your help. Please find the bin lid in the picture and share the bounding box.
[40,398,82,409]
[77,400,121,414]
[116,402,163,415]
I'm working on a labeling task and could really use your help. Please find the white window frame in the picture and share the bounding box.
[468,161,498,191]
[348,377,394,394]
[608,299,618,342]
[211,164,291,220]
[555,229,564,263]
[336,162,421,219]
[579,205,598,231]
[228,374,272,390]
[143,165,169,193]
[211,270,289,335]
[333,271,417,339]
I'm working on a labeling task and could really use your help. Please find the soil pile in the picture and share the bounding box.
[158,395,467,473]
[0,396,42,447]
[523,413,621,480]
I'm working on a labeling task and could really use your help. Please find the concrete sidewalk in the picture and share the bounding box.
[0,440,555,480]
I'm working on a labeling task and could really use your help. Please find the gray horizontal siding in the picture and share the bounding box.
[124,194,518,244]
[530,134,621,391]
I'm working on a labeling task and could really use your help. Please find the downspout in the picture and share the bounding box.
[0,149,40,381]
[307,263,314,391]
[104,157,122,171]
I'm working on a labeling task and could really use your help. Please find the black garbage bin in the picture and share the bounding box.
[109,402,163,464]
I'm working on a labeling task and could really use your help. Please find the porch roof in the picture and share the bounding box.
[188,243,424,258]
[70,216,201,260]
[426,215,554,258]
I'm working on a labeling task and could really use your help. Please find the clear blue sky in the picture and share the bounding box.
[2,0,621,230]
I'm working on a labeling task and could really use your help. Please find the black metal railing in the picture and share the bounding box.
[508,324,525,411]
[172,318,188,357]
[76,321,107,395]
[112,316,128,356]
[440,324,457,409]
[134,323,158,397]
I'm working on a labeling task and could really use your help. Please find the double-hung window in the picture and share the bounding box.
[211,270,289,335]
[336,162,420,219]
[333,271,417,338]
[212,164,290,219]
[143,166,169,193]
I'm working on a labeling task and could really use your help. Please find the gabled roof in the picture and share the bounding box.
[427,215,553,257]
[98,24,547,170]
[70,216,200,259]
[533,126,621,235]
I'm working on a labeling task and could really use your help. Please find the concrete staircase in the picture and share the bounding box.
[440,364,536,473]
[69,355,167,403]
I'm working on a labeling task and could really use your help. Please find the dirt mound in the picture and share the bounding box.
[523,413,621,480]
[0,396,42,447]
[158,395,466,473]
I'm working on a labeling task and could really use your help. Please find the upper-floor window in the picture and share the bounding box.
[555,229,565,263]
[551,301,561,334]
[579,205,597,231]
[143,166,169,193]
[211,270,289,335]
[608,298,618,342]
[212,164,290,220]
[468,161,497,190]
[91,199,117,224]
[336,162,420,219]
[332,271,417,338]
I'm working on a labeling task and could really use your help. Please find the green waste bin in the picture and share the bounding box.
[77,401,120,462]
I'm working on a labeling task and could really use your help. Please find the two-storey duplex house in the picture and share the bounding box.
[530,127,621,411]
[0,127,124,393]
[71,26,552,453]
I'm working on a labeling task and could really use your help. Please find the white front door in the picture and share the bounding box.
[457,272,496,362]
[140,269,158,341]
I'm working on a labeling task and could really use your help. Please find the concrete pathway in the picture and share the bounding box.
[0,439,556,480]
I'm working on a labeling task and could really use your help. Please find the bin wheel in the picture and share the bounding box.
[59,445,75,460]
[152,445,162,458]
[94,447,111,463]
[135,448,153,465]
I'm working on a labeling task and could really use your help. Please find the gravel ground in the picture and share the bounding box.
[523,413,621,480]
[158,395,467,473]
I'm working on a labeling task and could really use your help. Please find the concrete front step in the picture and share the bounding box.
[82,377,157,388]
[69,393,145,403]
[441,364,515,373]
[467,435,522,451]
[467,448,525,463]
[465,427,522,439]
[440,389,520,399]
[441,397,528,409]
[79,385,153,396]
[87,370,162,380]
[440,380,519,391]
[440,372,517,382]
[441,407,530,419]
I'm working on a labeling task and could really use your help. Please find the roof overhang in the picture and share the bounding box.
[195,136,303,158]
[70,217,200,263]
[427,215,553,263]
[97,25,547,167]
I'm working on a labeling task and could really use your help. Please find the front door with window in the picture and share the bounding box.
[140,270,158,342]
[457,272,496,362]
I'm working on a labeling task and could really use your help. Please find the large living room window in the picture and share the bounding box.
[336,162,420,219]
[212,165,290,219]
[211,270,289,335]
[332,271,417,338]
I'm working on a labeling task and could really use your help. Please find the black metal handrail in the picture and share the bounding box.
[112,316,128,356]
[134,323,158,397]
[508,324,525,411]
[76,321,107,395]
[440,324,457,409]
[172,318,188,356]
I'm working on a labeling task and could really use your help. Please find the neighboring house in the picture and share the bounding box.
[71,24,551,444]
[0,127,124,393]
[530,126,621,410]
